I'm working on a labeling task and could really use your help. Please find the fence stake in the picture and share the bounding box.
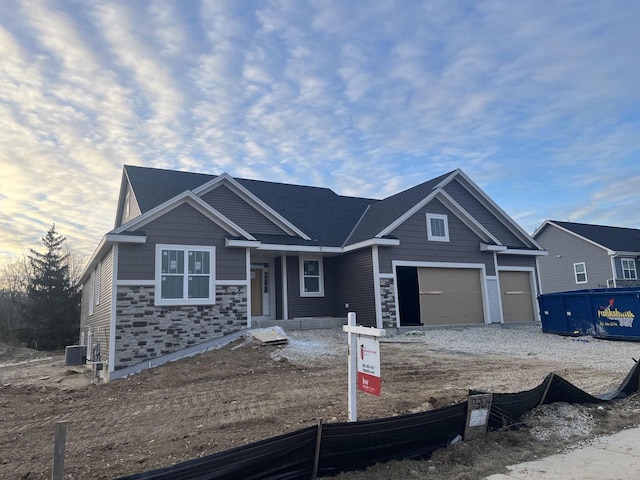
[311,418,323,480]
[52,421,67,480]
[538,373,555,406]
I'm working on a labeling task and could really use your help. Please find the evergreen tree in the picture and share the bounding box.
[21,224,80,350]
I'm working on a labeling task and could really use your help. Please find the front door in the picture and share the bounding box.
[251,269,262,316]
[250,265,270,317]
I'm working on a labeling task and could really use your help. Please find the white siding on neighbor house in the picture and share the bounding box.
[535,225,612,293]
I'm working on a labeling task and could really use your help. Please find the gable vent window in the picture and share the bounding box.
[300,257,324,297]
[574,262,587,284]
[426,213,450,242]
[621,258,637,280]
[155,245,215,306]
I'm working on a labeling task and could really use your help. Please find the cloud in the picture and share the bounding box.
[1,0,639,260]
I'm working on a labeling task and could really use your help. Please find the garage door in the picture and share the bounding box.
[499,271,535,323]
[418,268,484,325]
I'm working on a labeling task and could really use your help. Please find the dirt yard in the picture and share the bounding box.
[2,325,640,480]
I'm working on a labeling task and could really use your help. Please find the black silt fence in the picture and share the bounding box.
[118,360,640,480]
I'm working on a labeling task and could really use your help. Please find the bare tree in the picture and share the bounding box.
[0,254,30,343]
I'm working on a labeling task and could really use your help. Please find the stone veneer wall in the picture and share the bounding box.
[114,285,247,370]
[380,278,396,328]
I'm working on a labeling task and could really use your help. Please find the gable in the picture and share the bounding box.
[389,198,486,246]
[443,178,528,249]
[200,184,288,236]
[547,221,640,253]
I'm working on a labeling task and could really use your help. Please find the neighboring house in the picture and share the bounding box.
[79,165,546,380]
[533,220,640,294]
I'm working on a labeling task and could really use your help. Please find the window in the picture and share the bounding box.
[88,271,95,316]
[621,258,637,280]
[94,262,101,306]
[573,262,587,284]
[155,245,215,305]
[299,257,324,297]
[426,213,449,242]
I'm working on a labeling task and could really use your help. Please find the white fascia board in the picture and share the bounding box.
[256,243,342,253]
[112,191,255,240]
[498,249,548,256]
[225,238,261,248]
[343,237,400,252]
[193,173,311,241]
[436,190,501,244]
[480,243,507,252]
[542,221,611,254]
[452,170,545,251]
[341,204,372,247]
[376,189,440,238]
[79,235,108,283]
[611,251,640,257]
[105,234,147,243]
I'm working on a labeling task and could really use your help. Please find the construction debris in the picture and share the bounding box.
[248,326,289,346]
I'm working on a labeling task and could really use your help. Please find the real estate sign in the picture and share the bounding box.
[356,335,381,396]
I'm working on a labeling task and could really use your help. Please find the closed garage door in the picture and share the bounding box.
[499,271,535,323]
[418,268,484,325]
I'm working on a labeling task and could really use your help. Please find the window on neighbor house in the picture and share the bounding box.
[155,245,215,306]
[574,262,587,284]
[300,258,324,297]
[426,213,450,242]
[621,258,638,280]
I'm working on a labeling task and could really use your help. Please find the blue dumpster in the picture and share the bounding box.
[538,287,640,340]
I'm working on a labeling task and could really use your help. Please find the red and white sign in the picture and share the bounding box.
[357,335,381,396]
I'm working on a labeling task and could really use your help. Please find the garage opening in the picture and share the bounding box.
[396,266,421,326]
[418,267,484,325]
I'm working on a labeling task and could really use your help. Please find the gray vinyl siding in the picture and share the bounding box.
[80,247,114,366]
[535,224,612,293]
[120,184,142,226]
[329,249,376,326]
[118,203,246,281]
[379,199,495,276]
[201,185,287,235]
[613,257,640,287]
[497,256,537,268]
[285,256,335,318]
[444,179,527,248]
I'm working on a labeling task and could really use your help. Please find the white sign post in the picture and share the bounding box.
[343,312,385,422]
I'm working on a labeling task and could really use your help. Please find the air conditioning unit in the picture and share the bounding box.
[65,345,87,366]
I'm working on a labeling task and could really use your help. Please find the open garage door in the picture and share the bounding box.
[499,270,535,323]
[418,267,484,325]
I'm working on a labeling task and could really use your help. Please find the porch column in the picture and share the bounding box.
[282,255,288,320]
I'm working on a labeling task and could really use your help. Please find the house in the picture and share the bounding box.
[533,220,640,294]
[79,165,546,380]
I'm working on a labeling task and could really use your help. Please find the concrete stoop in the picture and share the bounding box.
[251,317,347,330]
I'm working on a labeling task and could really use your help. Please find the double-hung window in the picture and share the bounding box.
[621,258,637,280]
[426,213,449,242]
[300,257,324,297]
[155,245,215,305]
[573,262,587,284]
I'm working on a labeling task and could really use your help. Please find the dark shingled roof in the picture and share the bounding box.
[552,221,640,252]
[346,171,454,244]
[124,165,375,246]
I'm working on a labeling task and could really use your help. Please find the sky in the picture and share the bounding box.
[1,0,640,260]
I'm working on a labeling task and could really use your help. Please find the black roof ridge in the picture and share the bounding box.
[552,220,640,232]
